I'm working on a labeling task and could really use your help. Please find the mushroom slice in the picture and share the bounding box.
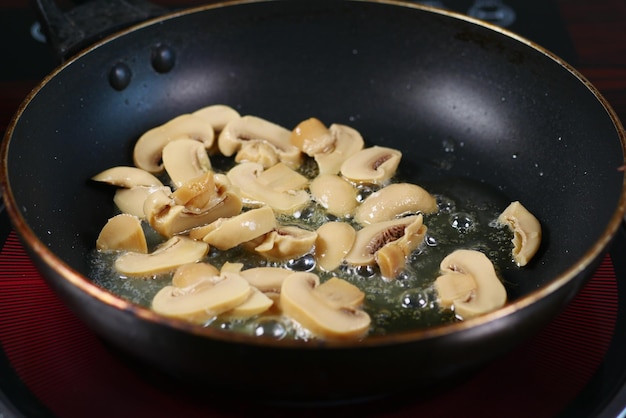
[340,146,402,185]
[238,267,292,294]
[113,185,167,219]
[315,222,356,271]
[355,183,438,225]
[227,162,310,214]
[133,113,215,173]
[253,226,317,260]
[313,277,365,309]
[152,272,252,323]
[92,166,163,188]
[309,174,358,218]
[314,124,366,175]
[144,173,243,237]
[171,262,220,288]
[227,287,274,318]
[218,115,302,169]
[192,104,241,132]
[434,249,507,319]
[375,243,407,280]
[162,138,212,188]
[497,201,542,266]
[289,117,335,156]
[257,162,309,193]
[280,272,370,340]
[345,215,426,266]
[115,236,209,276]
[189,206,277,250]
[96,214,147,253]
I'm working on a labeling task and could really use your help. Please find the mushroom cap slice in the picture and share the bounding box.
[188,206,277,250]
[289,117,334,156]
[497,201,542,266]
[315,222,356,272]
[92,166,164,188]
[226,287,274,318]
[313,277,365,309]
[152,272,251,323]
[253,226,317,260]
[355,183,439,225]
[434,249,507,319]
[192,104,241,132]
[309,174,358,218]
[115,236,209,276]
[257,162,309,193]
[113,185,167,219]
[133,114,215,173]
[238,267,292,294]
[218,115,302,169]
[144,173,243,237]
[314,124,365,175]
[227,162,310,214]
[162,138,212,188]
[96,214,147,253]
[340,145,402,185]
[345,215,425,265]
[171,262,220,288]
[280,272,371,340]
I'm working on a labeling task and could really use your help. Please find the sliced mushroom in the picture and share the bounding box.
[115,236,209,276]
[188,206,277,250]
[315,222,356,271]
[238,266,292,294]
[257,162,309,193]
[434,249,507,319]
[92,166,163,188]
[375,243,407,280]
[171,262,220,287]
[355,183,438,225]
[162,138,212,187]
[340,145,402,185]
[253,226,317,260]
[280,272,370,340]
[113,185,168,219]
[144,172,242,237]
[192,104,241,132]
[375,215,428,279]
[218,115,302,169]
[152,272,252,323]
[313,277,365,309]
[309,174,358,218]
[96,214,147,253]
[226,287,274,318]
[289,117,335,156]
[497,201,542,266]
[345,215,426,266]
[314,124,366,175]
[226,162,310,214]
[133,113,215,173]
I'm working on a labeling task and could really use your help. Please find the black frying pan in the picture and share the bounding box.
[1,0,625,403]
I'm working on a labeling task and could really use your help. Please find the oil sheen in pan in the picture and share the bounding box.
[88,162,516,339]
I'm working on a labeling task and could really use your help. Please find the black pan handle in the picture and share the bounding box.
[31,0,167,61]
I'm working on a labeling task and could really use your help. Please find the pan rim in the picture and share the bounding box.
[1,0,626,349]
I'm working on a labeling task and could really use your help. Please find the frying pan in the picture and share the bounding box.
[2,0,625,403]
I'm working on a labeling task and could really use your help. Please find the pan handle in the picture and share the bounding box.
[32,0,167,61]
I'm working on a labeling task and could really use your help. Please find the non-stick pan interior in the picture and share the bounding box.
[5,0,625,304]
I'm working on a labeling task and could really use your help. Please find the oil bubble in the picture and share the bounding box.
[252,317,288,339]
[400,289,429,309]
[425,234,438,247]
[287,254,316,272]
[450,212,474,233]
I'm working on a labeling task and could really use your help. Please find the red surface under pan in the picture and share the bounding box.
[0,230,619,417]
